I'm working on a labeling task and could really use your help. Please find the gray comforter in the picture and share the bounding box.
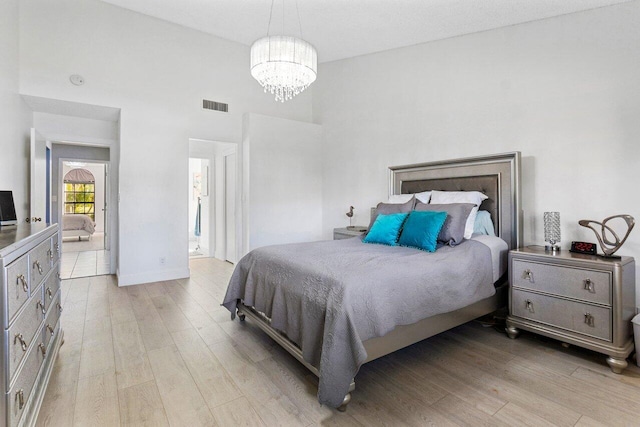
[222,237,494,408]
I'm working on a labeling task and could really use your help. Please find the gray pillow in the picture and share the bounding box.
[367,197,415,235]
[414,202,475,246]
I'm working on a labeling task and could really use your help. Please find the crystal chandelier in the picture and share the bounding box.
[250,1,317,102]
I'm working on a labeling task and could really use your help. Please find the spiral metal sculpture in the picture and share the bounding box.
[578,214,635,257]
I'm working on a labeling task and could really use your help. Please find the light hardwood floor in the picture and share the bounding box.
[36,258,640,426]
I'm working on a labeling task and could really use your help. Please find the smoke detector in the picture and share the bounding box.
[70,75,85,86]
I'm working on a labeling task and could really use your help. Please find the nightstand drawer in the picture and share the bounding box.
[512,260,611,305]
[512,289,611,341]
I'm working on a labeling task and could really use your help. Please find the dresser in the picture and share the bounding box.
[1,224,63,427]
[333,227,367,240]
[506,246,635,373]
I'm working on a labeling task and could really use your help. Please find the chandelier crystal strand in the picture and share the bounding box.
[250,36,317,102]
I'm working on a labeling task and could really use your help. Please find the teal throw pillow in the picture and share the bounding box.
[363,213,409,246]
[398,210,448,252]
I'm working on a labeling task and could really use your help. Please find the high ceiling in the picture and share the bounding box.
[99,0,632,63]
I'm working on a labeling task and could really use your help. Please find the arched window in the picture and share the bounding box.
[64,168,96,220]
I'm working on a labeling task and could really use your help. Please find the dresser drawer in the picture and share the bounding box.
[512,260,612,306]
[51,234,60,266]
[30,239,53,290]
[7,284,45,385]
[5,254,30,325]
[42,268,60,314]
[6,329,45,427]
[512,289,612,341]
[43,291,61,350]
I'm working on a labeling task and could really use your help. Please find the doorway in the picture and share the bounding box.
[188,139,238,263]
[59,160,110,278]
[188,157,210,258]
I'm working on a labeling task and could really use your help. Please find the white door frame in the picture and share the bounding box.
[188,138,242,264]
[58,158,111,259]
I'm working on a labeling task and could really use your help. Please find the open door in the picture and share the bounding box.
[103,164,109,250]
[30,128,47,223]
[225,153,237,263]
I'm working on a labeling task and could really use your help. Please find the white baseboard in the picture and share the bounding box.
[116,267,190,287]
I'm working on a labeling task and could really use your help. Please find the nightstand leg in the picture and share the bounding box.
[505,325,520,339]
[606,356,628,374]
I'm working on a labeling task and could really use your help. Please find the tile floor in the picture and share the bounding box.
[62,232,107,252]
[61,232,111,279]
[60,250,111,279]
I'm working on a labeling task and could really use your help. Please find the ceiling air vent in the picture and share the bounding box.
[202,99,229,113]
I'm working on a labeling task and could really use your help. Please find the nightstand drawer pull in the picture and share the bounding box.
[584,313,595,327]
[525,299,534,313]
[522,269,534,282]
[583,279,595,293]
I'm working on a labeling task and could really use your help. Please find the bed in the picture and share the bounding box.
[222,152,522,410]
[61,214,95,241]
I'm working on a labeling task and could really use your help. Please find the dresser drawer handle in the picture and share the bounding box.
[46,324,55,336]
[584,313,595,327]
[17,274,28,293]
[46,287,53,299]
[34,260,43,275]
[522,269,534,282]
[54,243,60,254]
[37,300,46,315]
[525,299,534,313]
[14,333,28,351]
[38,343,46,357]
[47,249,54,260]
[16,389,24,410]
[583,279,595,293]
[57,303,63,313]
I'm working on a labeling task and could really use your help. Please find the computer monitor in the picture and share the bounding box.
[0,191,18,226]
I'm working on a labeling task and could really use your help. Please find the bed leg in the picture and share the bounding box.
[337,393,351,412]
[337,380,355,412]
[236,308,246,322]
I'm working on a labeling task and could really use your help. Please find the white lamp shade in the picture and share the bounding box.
[250,36,317,102]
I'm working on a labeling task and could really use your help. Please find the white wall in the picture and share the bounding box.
[243,114,323,250]
[34,112,118,146]
[0,0,33,220]
[62,162,106,232]
[19,0,314,285]
[313,2,640,302]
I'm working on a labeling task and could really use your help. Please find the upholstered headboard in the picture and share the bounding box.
[389,152,522,250]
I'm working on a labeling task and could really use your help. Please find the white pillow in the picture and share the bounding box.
[414,191,431,204]
[387,194,413,204]
[429,190,488,239]
[387,191,431,204]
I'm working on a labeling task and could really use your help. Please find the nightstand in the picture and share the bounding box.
[333,227,367,240]
[506,246,636,373]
